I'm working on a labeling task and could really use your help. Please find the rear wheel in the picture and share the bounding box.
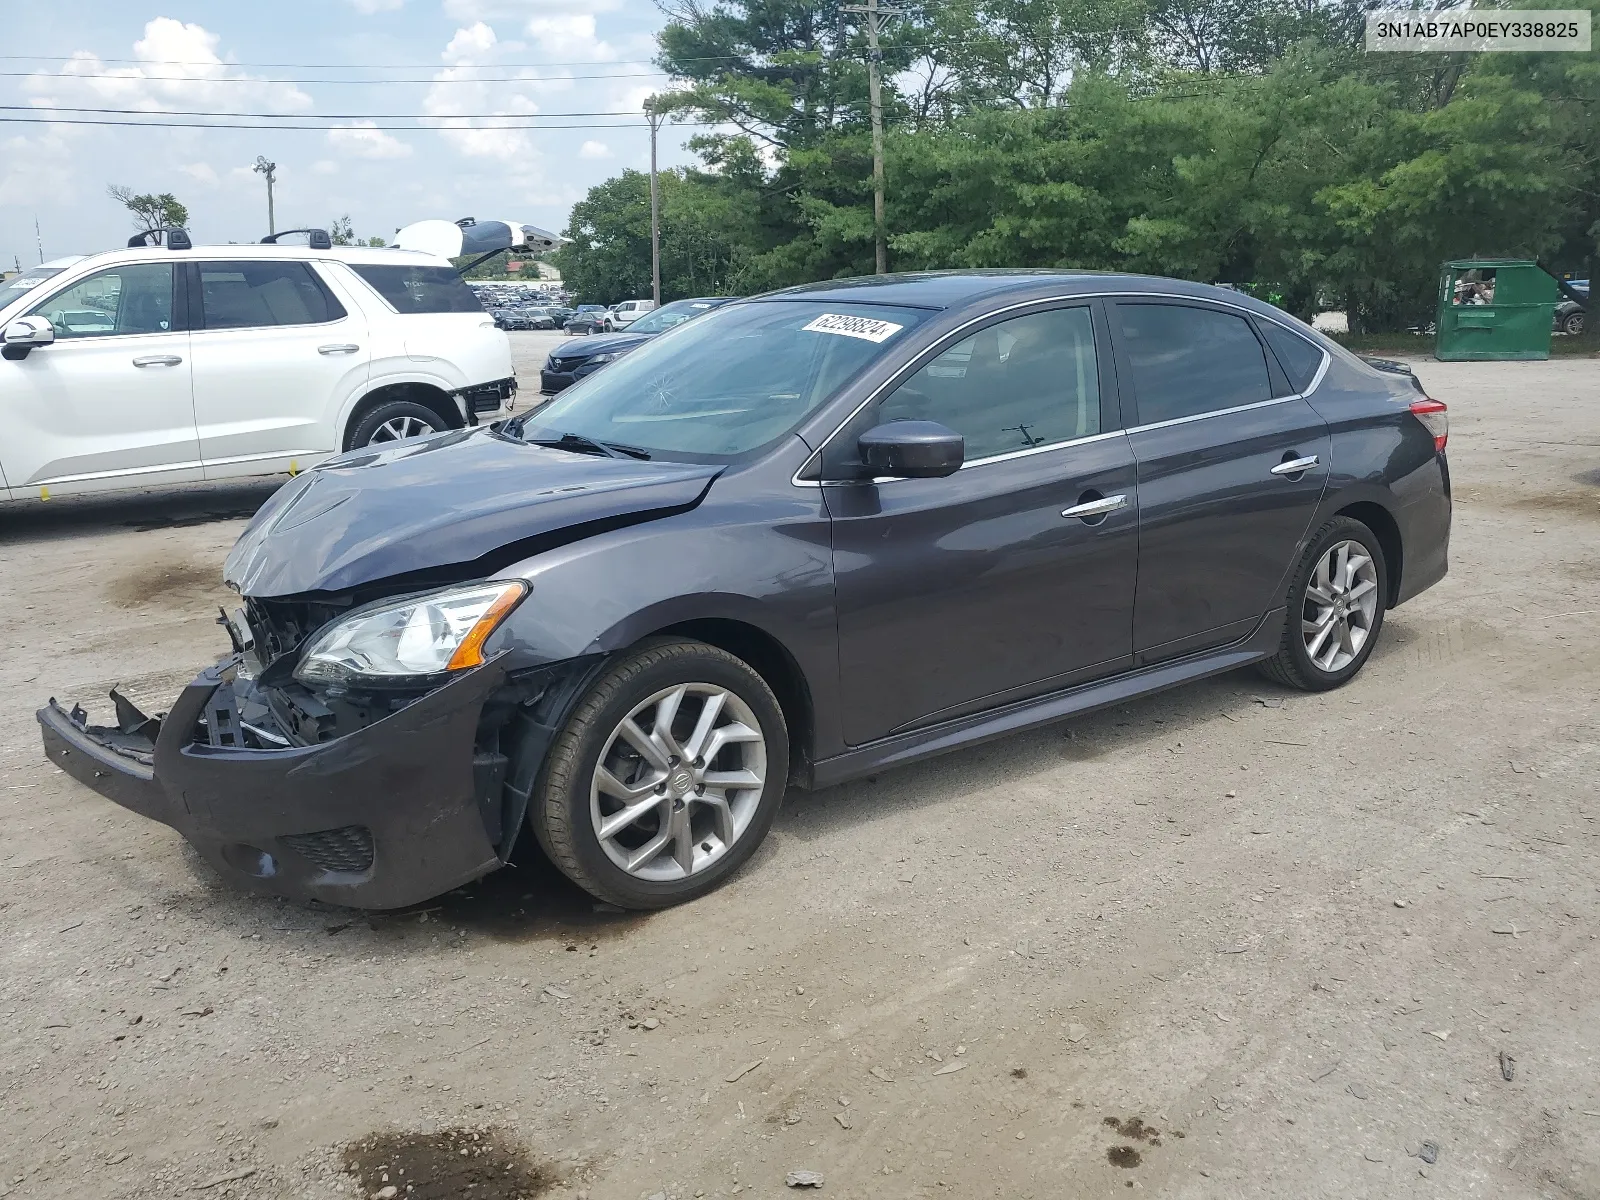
[1562,310,1585,336]
[529,639,789,909]
[1257,516,1388,691]
[349,400,450,448]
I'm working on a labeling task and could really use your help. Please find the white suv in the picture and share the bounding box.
[603,298,655,332]
[0,237,515,501]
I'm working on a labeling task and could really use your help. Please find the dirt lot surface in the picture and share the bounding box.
[2,355,1597,1200]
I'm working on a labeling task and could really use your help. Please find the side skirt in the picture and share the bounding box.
[804,608,1285,790]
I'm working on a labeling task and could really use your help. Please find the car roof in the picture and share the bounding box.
[53,243,450,270]
[757,269,1279,313]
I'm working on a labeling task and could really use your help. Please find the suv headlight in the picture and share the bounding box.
[294,581,527,685]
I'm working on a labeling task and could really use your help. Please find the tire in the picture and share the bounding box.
[348,399,451,448]
[1257,516,1389,692]
[529,638,789,909]
[1563,310,1585,336]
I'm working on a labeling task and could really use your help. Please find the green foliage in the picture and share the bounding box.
[558,0,1599,330]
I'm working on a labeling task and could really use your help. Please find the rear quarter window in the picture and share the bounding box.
[1259,321,1327,393]
[351,264,484,314]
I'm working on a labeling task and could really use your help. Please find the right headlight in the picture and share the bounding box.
[293,581,527,685]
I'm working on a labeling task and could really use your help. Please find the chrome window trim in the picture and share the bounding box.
[790,289,1330,489]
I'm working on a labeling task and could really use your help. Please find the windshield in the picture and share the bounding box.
[629,299,725,335]
[0,265,68,310]
[522,300,929,460]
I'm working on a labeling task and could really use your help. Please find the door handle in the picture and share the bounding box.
[132,355,182,367]
[1061,493,1129,520]
[318,343,360,355]
[1271,455,1320,476]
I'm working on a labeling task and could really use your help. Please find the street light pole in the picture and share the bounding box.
[253,156,277,235]
[843,0,902,274]
[645,97,663,307]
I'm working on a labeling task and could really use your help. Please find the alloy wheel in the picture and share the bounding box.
[1301,539,1379,672]
[370,415,433,443]
[589,683,767,881]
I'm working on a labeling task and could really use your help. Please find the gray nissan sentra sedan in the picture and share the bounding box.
[39,271,1451,911]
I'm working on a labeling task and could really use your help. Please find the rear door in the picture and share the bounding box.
[0,261,200,496]
[187,259,369,477]
[826,302,1139,744]
[1111,299,1331,663]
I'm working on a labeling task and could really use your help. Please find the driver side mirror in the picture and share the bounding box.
[857,420,964,479]
[2,316,55,360]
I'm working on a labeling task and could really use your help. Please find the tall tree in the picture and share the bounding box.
[107,185,189,241]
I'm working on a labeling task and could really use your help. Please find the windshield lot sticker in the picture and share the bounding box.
[802,313,904,343]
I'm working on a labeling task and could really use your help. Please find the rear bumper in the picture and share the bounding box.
[39,657,510,909]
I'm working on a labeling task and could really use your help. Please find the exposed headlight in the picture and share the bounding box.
[294,581,527,685]
[584,352,619,365]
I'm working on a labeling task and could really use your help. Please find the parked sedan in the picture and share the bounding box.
[39,272,1450,912]
[563,304,610,335]
[540,297,739,394]
[1553,279,1587,335]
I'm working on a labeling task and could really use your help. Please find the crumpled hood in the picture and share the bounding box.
[550,330,652,361]
[225,428,719,597]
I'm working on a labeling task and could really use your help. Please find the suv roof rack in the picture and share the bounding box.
[128,227,192,250]
[260,228,333,250]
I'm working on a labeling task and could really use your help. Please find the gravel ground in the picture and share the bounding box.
[1,355,1596,1200]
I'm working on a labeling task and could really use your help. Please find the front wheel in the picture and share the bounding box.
[1257,516,1388,691]
[529,639,789,909]
[1563,310,1585,336]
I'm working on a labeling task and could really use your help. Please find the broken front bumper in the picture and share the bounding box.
[37,656,510,909]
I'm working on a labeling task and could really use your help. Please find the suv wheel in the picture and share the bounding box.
[350,400,450,448]
[1257,516,1388,692]
[529,639,789,909]
[1563,310,1585,336]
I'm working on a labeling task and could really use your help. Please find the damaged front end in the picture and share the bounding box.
[38,600,600,909]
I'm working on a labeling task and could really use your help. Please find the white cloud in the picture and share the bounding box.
[348,0,404,11]
[525,14,615,60]
[326,121,415,159]
[0,128,77,207]
[179,162,220,186]
[444,0,621,21]
[25,19,312,116]
[578,140,612,159]
[312,160,341,176]
[423,23,544,164]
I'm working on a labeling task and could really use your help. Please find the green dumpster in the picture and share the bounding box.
[1435,259,1557,361]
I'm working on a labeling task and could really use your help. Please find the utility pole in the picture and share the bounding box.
[34,216,44,263]
[253,156,277,235]
[843,0,902,274]
[645,96,663,307]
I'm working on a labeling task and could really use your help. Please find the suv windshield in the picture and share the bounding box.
[521,300,928,460]
[628,299,725,335]
[0,265,69,310]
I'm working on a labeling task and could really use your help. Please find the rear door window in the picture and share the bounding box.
[351,264,484,314]
[197,261,345,329]
[1114,303,1273,425]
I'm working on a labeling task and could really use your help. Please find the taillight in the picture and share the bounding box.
[1410,398,1448,453]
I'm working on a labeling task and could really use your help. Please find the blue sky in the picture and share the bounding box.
[1,2,698,268]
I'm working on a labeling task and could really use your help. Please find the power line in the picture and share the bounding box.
[0,68,674,84]
[4,104,655,120]
[0,53,743,69]
[0,114,709,130]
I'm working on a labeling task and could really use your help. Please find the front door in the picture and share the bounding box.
[1110,300,1331,663]
[825,303,1139,745]
[187,259,369,477]
[1,261,200,496]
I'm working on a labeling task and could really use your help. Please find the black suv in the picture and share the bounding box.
[41,272,1450,912]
